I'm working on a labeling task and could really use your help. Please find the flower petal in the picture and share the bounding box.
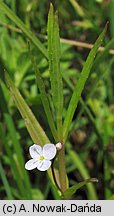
[37,159,51,171]
[25,158,39,170]
[43,144,56,160]
[29,144,42,158]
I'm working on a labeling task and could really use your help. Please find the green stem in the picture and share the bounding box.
[51,159,61,192]
[58,145,67,193]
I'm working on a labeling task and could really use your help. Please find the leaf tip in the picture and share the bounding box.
[102,21,109,35]
[50,2,54,11]
[106,20,109,27]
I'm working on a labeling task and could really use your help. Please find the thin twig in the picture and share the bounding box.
[0,21,22,33]
[41,35,114,55]
[1,21,114,55]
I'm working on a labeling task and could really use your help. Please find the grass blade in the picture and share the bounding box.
[63,24,107,141]
[0,1,48,58]
[48,4,63,140]
[0,83,32,198]
[0,161,14,199]
[69,0,85,18]
[0,123,30,199]
[68,148,98,200]
[109,0,114,38]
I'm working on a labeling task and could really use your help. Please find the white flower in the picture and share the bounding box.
[25,144,56,171]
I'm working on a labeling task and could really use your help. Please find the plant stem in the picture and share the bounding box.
[58,145,67,193]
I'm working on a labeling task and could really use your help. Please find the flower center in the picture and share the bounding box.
[40,156,45,161]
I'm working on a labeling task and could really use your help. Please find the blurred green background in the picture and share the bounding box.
[0,0,114,200]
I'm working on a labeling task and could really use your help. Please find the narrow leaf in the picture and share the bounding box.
[4,71,56,185]
[48,3,54,70]
[4,71,50,146]
[62,178,98,199]
[62,73,102,142]
[28,43,58,141]
[0,123,30,199]
[69,0,85,18]
[68,149,98,200]
[93,37,114,69]
[0,161,13,199]
[63,24,107,141]
[48,4,63,140]
[0,1,48,58]
[34,65,58,141]
[0,83,32,197]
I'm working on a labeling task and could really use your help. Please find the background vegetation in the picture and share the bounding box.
[0,0,114,200]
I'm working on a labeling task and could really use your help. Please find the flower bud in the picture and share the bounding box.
[56,142,62,150]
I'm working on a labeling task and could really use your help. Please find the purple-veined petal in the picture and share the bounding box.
[25,158,40,170]
[29,144,42,158]
[43,144,56,160]
[37,159,51,171]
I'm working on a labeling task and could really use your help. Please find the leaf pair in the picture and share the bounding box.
[0,1,107,143]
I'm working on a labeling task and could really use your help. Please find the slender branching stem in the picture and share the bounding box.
[58,144,67,193]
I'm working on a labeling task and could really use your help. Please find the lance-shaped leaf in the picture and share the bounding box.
[0,1,48,59]
[28,44,58,141]
[47,4,63,139]
[63,24,107,141]
[35,68,58,141]
[4,72,57,186]
[62,178,98,199]
[5,71,50,146]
